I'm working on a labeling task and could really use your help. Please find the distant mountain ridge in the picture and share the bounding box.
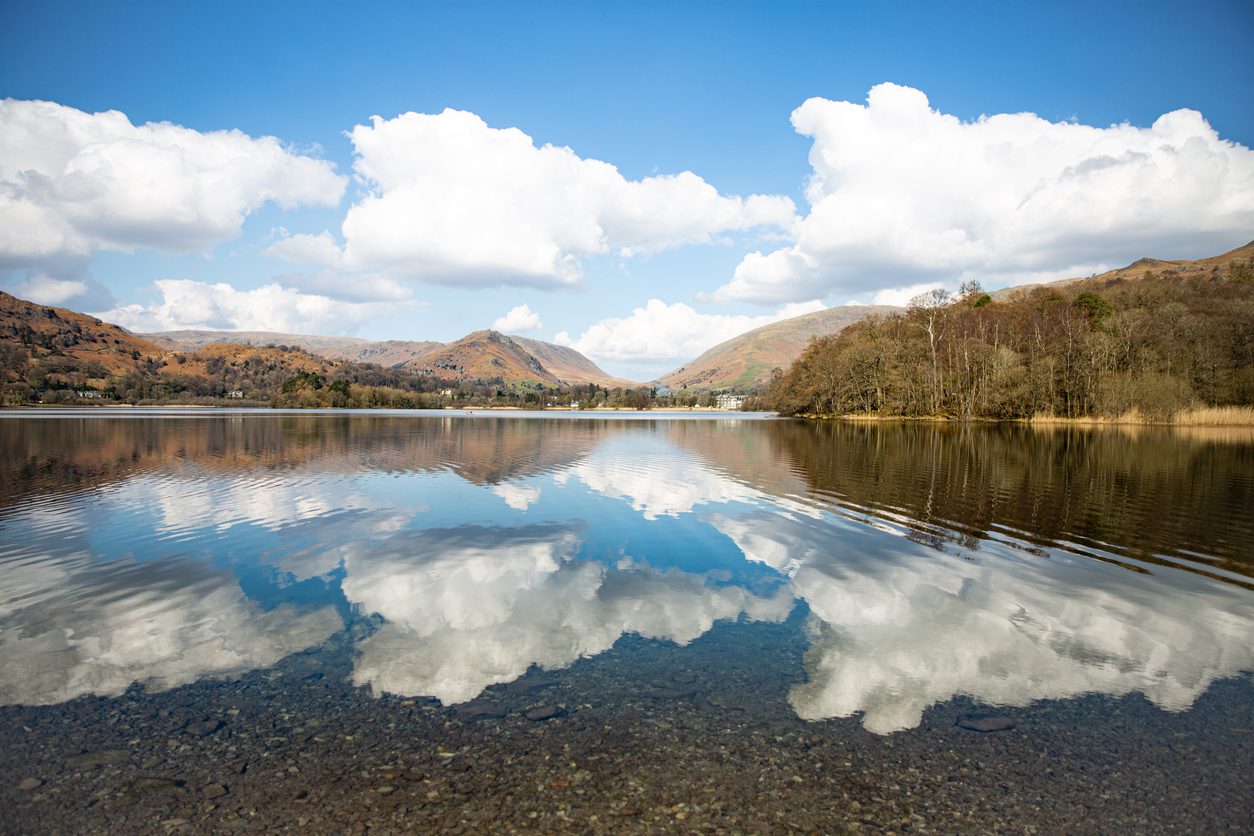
[147,328,633,388]
[9,239,1249,402]
[0,292,633,407]
[992,239,1254,300]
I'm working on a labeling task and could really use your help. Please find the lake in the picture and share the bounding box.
[1,410,1251,832]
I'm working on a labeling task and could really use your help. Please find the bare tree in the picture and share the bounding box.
[908,288,952,414]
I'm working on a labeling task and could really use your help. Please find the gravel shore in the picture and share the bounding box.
[3,619,1251,834]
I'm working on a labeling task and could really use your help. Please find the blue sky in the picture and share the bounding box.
[2,0,1253,378]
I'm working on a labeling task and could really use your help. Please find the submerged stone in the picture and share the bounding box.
[455,701,508,720]
[956,714,1016,733]
[127,776,186,794]
[66,749,131,769]
[512,677,557,694]
[202,783,228,799]
[184,719,224,737]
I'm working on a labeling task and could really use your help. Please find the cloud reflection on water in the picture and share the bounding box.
[0,415,1250,734]
[711,509,1254,734]
[0,555,341,706]
[344,525,793,704]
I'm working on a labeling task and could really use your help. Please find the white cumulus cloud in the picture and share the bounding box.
[870,281,945,307]
[6,273,115,309]
[275,269,415,304]
[715,83,1254,304]
[0,99,346,268]
[263,231,346,267]
[95,279,396,334]
[492,303,543,333]
[555,298,826,365]
[269,109,794,287]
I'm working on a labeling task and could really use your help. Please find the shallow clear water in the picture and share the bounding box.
[1,410,1251,832]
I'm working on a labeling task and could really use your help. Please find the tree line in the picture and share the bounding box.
[270,374,725,410]
[760,261,1254,419]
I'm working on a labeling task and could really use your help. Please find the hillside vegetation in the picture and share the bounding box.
[763,243,1254,421]
[0,291,675,408]
[0,291,458,406]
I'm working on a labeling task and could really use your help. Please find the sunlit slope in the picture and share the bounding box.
[510,336,636,388]
[660,305,901,392]
[993,239,1254,300]
[149,328,632,387]
[1,290,165,377]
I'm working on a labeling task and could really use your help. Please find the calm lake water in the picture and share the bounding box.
[1,410,1251,832]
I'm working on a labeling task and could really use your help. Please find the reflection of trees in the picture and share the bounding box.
[441,418,607,484]
[660,420,812,501]
[5,414,1248,582]
[0,414,618,506]
[756,420,1254,579]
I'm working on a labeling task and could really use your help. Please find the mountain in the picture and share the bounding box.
[0,290,358,402]
[145,330,445,367]
[148,328,630,387]
[992,239,1254,300]
[400,329,559,385]
[1,292,631,406]
[1,290,165,378]
[660,305,902,392]
[763,243,1254,420]
[659,240,1254,394]
[509,336,634,388]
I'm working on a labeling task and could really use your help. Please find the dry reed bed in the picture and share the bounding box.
[1028,405,1254,427]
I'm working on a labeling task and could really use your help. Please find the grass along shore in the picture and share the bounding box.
[800,405,1254,427]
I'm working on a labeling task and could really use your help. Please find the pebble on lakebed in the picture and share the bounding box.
[18,777,43,791]
[523,705,565,721]
[202,783,228,799]
[956,714,1016,732]
[183,718,224,737]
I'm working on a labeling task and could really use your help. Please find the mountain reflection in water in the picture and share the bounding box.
[0,411,1250,734]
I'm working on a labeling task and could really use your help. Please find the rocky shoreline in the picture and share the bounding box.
[3,620,1251,834]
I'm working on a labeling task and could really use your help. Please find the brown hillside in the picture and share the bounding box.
[670,240,1254,393]
[402,330,562,386]
[0,288,352,402]
[993,240,1254,300]
[509,336,635,388]
[146,330,445,368]
[661,305,901,392]
[174,342,337,380]
[0,290,168,398]
[0,290,164,379]
[329,339,445,367]
[148,328,630,387]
